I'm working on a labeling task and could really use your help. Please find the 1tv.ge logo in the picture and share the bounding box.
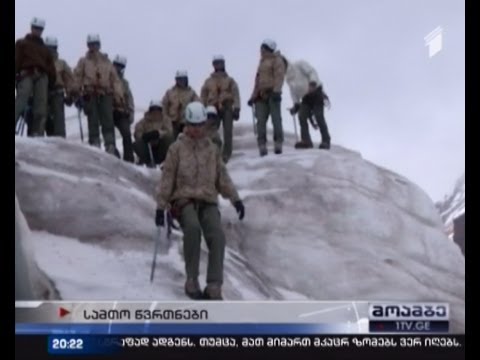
[369,303,449,320]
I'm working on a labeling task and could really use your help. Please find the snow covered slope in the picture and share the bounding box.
[436,173,465,239]
[14,125,465,332]
[15,193,60,300]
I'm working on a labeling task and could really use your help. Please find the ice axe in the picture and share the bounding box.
[15,105,30,136]
[16,117,26,136]
[147,142,156,169]
[150,211,173,283]
[15,117,25,136]
[77,107,84,143]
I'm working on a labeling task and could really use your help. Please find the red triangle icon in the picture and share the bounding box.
[59,307,70,318]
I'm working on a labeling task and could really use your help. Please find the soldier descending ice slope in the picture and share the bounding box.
[200,55,241,163]
[285,58,331,149]
[43,36,75,137]
[15,17,56,137]
[112,55,135,162]
[162,70,200,140]
[133,100,174,167]
[155,102,245,300]
[248,39,286,156]
[73,34,124,155]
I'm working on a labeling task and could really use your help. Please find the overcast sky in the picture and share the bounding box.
[15,0,465,201]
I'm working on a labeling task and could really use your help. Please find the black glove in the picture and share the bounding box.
[155,209,165,227]
[271,92,282,102]
[234,200,245,220]
[289,103,300,115]
[64,96,73,107]
[247,99,254,107]
[232,107,240,120]
[142,130,161,143]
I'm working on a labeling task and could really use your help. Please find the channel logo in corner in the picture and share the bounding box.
[368,303,449,333]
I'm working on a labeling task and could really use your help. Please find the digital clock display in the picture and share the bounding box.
[48,336,84,354]
[47,335,122,355]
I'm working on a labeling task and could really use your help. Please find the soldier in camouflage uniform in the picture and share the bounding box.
[200,55,241,163]
[133,100,174,167]
[248,39,286,156]
[73,34,124,155]
[112,55,135,162]
[15,17,56,136]
[161,70,200,140]
[43,36,75,137]
[205,105,222,151]
[155,102,245,300]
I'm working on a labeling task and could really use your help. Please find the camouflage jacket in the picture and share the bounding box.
[73,50,124,104]
[134,111,172,142]
[161,85,200,124]
[156,134,240,209]
[250,51,286,100]
[116,76,135,122]
[200,71,241,110]
[51,51,74,94]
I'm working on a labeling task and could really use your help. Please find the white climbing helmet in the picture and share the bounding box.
[149,100,162,110]
[185,102,207,124]
[212,54,224,62]
[261,38,277,51]
[206,105,218,116]
[31,17,46,29]
[87,33,101,44]
[175,70,188,78]
[44,36,58,47]
[113,55,127,67]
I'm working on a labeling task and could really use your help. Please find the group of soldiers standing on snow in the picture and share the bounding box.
[15,18,332,300]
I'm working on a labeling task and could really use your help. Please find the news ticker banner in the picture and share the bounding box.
[15,301,450,335]
[16,335,465,357]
